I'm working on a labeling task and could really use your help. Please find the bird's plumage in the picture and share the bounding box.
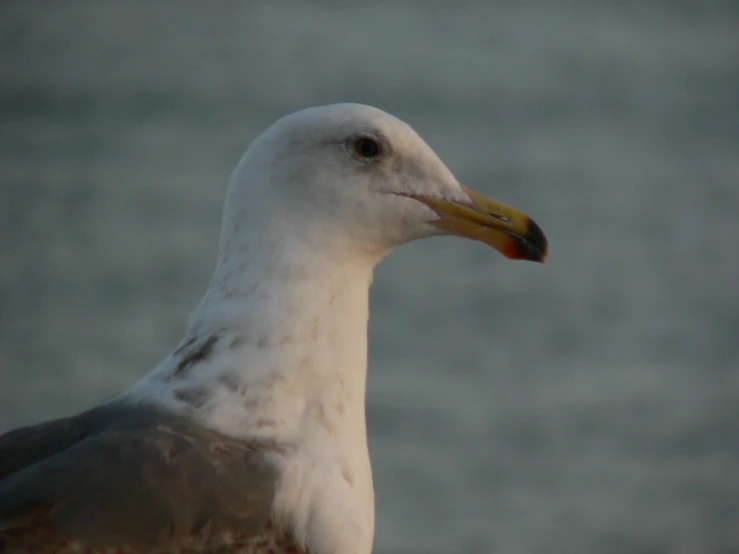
[0,404,282,552]
[0,104,547,553]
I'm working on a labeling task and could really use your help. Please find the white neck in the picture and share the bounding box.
[191,243,375,443]
[131,203,380,439]
[123,171,384,553]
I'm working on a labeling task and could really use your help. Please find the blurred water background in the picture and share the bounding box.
[1,2,738,553]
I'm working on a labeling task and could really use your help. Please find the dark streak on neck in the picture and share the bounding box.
[173,335,220,378]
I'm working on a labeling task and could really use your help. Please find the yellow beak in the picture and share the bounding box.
[408,185,548,263]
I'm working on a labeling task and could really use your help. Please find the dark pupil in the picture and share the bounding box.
[355,138,379,158]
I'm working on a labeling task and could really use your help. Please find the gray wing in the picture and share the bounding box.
[0,404,278,552]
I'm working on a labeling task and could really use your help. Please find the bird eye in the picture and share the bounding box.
[351,136,381,159]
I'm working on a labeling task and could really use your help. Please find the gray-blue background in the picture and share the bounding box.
[1,2,738,552]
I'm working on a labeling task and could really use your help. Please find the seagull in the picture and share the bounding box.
[0,104,548,554]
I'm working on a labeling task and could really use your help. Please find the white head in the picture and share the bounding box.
[220,103,547,265]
